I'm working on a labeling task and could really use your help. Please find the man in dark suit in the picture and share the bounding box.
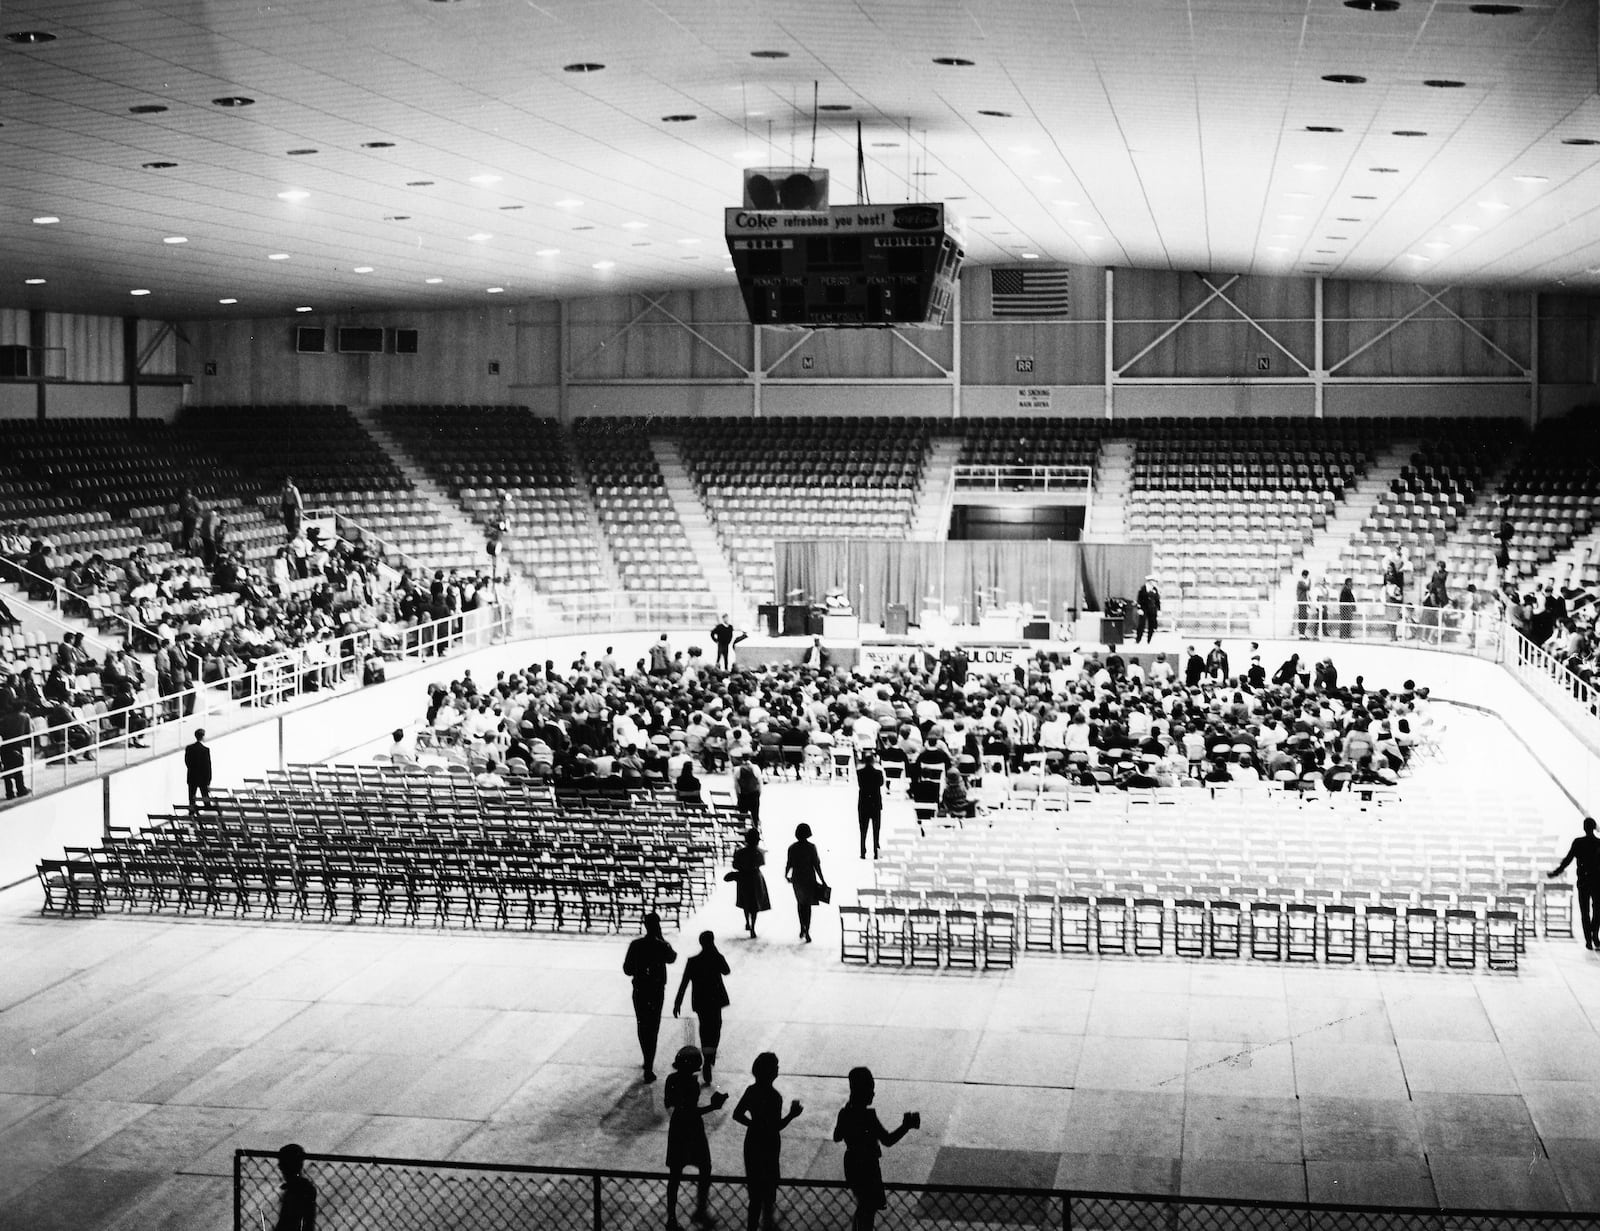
[1550,817,1600,949]
[185,729,212,815]
[1205,639,1230,683]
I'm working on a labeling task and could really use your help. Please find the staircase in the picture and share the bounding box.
[649,438,748,620]
[346,407,482,567]
[908,437,964,540]
[1253,438,1417,630]
[562,447,630,598]
[0,583,120,658]
[1538,528,1600,592]
[1086,438,1134,540]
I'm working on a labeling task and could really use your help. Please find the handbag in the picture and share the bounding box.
[724,871,739,882]
[815,883,832,904]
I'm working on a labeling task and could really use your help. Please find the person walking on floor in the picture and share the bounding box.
[270,1143,317,1231]
[734,755,762,833]
[673,931,731,1086]
[834,1066,919,1231]
[1549,816,1600,949]
[785,823,829,943]
[730,828,771,937]
[856,750,884,859]
[732,1052,802,1231]
[664,1044,727,1231]
[623,911,678,1081]
[185,728,213,815]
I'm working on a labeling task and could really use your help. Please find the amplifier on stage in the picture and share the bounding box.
[1023,620,1051,641]
[782,604,810,637]
[758,604,780,637]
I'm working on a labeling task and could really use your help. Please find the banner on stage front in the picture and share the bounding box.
[961,644,1026,673]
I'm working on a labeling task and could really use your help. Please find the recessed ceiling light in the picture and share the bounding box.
[1315,249,1336,254]
[1271,234,1296,241]
[1009,146,1038,156]
[1305,125,1344,133]
[162,236,187,244]
[912,171,936,177]
[592,260,615,269]
[128,104,168,115]
[287,148,317,156]
[1322,74,1367,85]
[406,180,436,186]
[6,31,58,44]
[681,255,701,261]
[361,140,395,148]
[554,198,583,208]
[1326,235,1349,241]
[1266,246,1290,253]
[1423,79,1465,88]
[870,142,900,148]
[1450,224,1481,233]
[467,232,493,242]
[1392,130,1428,137]
[1020,252,1039,260]
[1351,194,1377,200]
[268,252,290,260]
[1469,4,1523,12]
[1405,253,1431,261]
[1344,0,1400,9]
[1084,235,1104,242]
[750,49,790,58]
[1067,219,1090,228]
[425,277,444,284]
[623,221,648,230]
[676,237,702,245]
[563,61,605,72]
[1336,217,1361,223]
[130,288,151,296]
[218,298,237,304]
[535,248,560,257]
[498,205,523,211]
[818,103,852,112]
[1424,241,1451,250]
[572,224,595,231]
[723,265,736,273]
[1284,192,1312,200]
[1561,138,1600,146]
[630,241,650,247]
[933,56,975,66]
[24,278,45,285]
[977,110,1012,117]
[296,306,313,313]
[1478,200,1511,210]
[1293,162,1326,172]
[1053,199,1078,208]
[1278,214,1304,222]
[141,161,178,169]
[211,96,254,107]
[469,174,502,185]
[384,214,411,221]
[1034,175,1060,184]
[661,114,697,122]
[352,266,373,273]
[33,216,60,225]
[1369,167,1399,173]
[276,189,309,201]
[486,287,505,294]
[1512,174,1549,183]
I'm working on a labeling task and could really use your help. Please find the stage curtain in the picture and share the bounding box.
[1078,543,1152,610]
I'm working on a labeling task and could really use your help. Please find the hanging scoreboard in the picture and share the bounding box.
[725,203,964,329]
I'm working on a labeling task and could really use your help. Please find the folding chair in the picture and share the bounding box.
[982,907,1017,969]
[874,905,907,965]
[1323,903,1357,963]
[1285,902,1319,962]
[839,904,872,964]
[1132,897,1166,956]
[1059,894,1092,954]
[1543,882,1574,938]
[1174,898,1208,957]
[1486,910,1520,971]
[1249,901,1283,960]
[1093,895,1128,954]
[946,909,980,968]
[1364,904,1398,964]
[1023,893,1058,951]
[1210,900,1242,958]
[1404,906,1440,966]
[1444,908,1479,969]
[908,907,944,967]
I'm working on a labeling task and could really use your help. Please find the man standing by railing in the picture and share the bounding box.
[0,697,29,800]
[1549,817,1600,950]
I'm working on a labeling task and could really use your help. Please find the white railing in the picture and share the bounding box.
[545,591,725,633]
[303,506,421,572]
[953,464,1093,493]
[1507,626,1598,730]
[0,604,511,799]
[2,558,162,651]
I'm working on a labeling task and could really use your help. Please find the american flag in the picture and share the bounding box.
[990,267,1071,318]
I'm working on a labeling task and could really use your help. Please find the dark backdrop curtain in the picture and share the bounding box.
[774,541,1151,625]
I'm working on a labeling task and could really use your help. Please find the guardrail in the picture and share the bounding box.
[545,591,727,633]
[1508,624,1598,729]
[1,605,511,799]
[1,556,161,650]
[953,463,1092,493]
[235,1149,1586,1231]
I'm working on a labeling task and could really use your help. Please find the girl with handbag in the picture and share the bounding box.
[784,823,828,943]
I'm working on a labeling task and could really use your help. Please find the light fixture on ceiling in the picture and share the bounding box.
[1405,253,1431,261]
[486,287,505,293]
[677,237,702,245]
[352,266,374,274]
[933,56,975,66]
[141,161,178,169]
[469,174,502,185]
[1424,241,1451,250]
[362,140,395,148]
[211,96,254,107]
[130,288,151,295]
[661,114,697,122]
[128,104,168,114]
[1450,223,1481,233]
[1020,252,1039,260]
[1336,216,1361,222]
[623,221,648,230]
[1561,138,1600,146]
[467,232,492,242]
[219,298,238,304]
[1351,193,1377,199]
[384,214,411,221]
[1284,192,1312,200]
[1422,79,1465,88]
[268,252,290,260]
[680,255,701,261]
[406,180,436,186]
[554,198,583,208]
[24,278,45,285]
[750,49,790,58]
[630,242,650,247]
[723,265,736,272]
[1344,0,1400,10]
[425,277,443,284]
[1278,214,1304,221]
[162,236,187,244]
[912,170,936,177]
[572,224,595,231]
[1053,199,1078,208]
[870,141,900,148]
[1392,130,1428,137]
[1469,4,1523,12]
[295,306,313,312]
[5,30,57,43]
[977,110,1012,117]
[1315,249,1336,254]
[287,148,317,156]
[818,103,852,111]
[498,205,523,211]
[563,61,604,72]
[1305,125,1344,132]
[1369,166,1399,173]
[1293,162,1326,172]
[277,189,310,201]
[592,260,616,269]
[33,215,60,224]
[1512,174,1549,183]
[1478,200,1511,210]
[1322,74,1367,84]
[1034,175,1060,183]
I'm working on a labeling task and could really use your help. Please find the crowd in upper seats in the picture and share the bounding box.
[1507,577,1598,700]
[412,632,1437,809]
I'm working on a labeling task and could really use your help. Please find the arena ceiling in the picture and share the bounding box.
[3,0,1598,319]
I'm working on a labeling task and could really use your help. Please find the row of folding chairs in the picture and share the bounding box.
[839,903,1018,970]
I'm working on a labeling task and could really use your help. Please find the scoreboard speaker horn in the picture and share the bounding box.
[743,166,829,211]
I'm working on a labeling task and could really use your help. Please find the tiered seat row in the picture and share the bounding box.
[177,405,405,494]
[571,418,708,599]
[958,418,1104,468]
[37,767,745,932]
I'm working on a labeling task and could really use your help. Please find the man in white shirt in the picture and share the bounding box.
[851,711,881,753]
[1038,708,1069,752]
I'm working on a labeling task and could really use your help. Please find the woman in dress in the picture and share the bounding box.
[664,1045,727,1230]
[784,823,829,943]
[834,1066,918,1231]
[731,1052,802,1231]
[731,829,771,937]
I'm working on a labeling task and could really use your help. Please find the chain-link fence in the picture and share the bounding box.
[237,1151,1592,1231]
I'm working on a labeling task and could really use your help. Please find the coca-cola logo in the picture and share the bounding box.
[893,205,939,229]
